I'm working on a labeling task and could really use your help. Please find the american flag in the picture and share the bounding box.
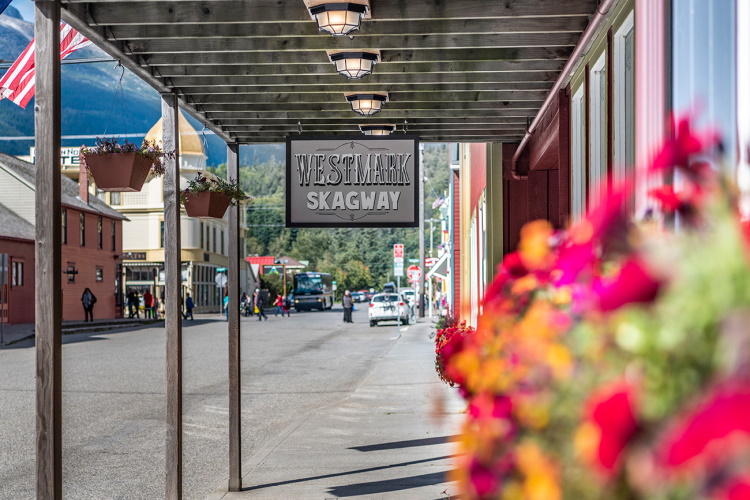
[0,22,91,109]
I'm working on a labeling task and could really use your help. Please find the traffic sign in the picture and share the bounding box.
[425,257,438,268]
[408,258,419,263]
[215,273,228,287]
[407,265,421,283]
[394,261,404,277]
[393,244,404,263]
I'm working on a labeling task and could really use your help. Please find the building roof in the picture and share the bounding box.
[246,256,276,267]
[0,203,35,241]
[0,152,128,220]
[144,110,206,158]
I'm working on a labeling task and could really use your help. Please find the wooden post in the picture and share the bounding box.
[34,2,62,498]
[162,93,183,500]
[418,143,426,317]
[226,142,242,491]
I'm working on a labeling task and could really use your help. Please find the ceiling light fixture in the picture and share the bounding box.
[359,124,396,136]
[345,93,387,116]
[329,51,379,79]
[308,3,368,36]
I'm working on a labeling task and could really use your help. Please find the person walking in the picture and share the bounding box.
[342,290,353,323]
[255,288,268,321]
[223,294,229,321]
[152,295,160,320]
[282,295,291,317]
[81,287,97,322]
[126,289,138,318]
[274,294,283,316]
[143,290,153,319]
[183,293,195,320]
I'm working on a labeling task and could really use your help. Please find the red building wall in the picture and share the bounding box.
[469,143,487,210]
[61,207,123,322]
[0,237,35,324]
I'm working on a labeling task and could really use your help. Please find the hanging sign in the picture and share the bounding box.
[286,135,420,228]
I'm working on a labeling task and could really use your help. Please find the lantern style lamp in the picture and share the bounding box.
[309,3,368,36]
[346,93,387,116]
[359,124,396,136]
[329,51,379,79]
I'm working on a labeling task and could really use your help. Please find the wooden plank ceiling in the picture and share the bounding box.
[60,0,597,144]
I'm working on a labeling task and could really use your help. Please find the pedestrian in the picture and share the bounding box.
[255,288,268,321]
[274,294,283,316]
[183,293,194,320]
[81,287,97,322]
[126,289,138,318]
[143,290,153,319]
[223,294,229,321]
[282,295,291,317]
[153,295,160,320]
[342,290,353,323]
[241,292,248,317]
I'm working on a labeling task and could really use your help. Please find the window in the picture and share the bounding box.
[111,220,116,251]
[96,267,103,282]
[79,213,86,246]
[97,217,103,250]
[67,263,76,284]
[200,222,204,250]
[614,13,636,195]
[110,192,121,205]
[160,221,165,248]
[221,230,225,255]
[588,53,608,210]
[96,189,106,202]
[62,209,67,245]
[571,86,586,222]
[213,227,217,254]
[11,261,23,287]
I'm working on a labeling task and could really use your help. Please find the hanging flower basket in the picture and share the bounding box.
[183,191,233,219]
[181,172,251,219]
[80,138,172,192]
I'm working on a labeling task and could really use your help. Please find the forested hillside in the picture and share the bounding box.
[208,144,450,292]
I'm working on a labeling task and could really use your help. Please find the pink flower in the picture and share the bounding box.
[651,114,718,174]
[585,382,639,473]
[658,382,750,470]
[593,256,661,312]
[469,458,500,497]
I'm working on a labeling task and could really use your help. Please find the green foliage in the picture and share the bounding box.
[260,273,283,299]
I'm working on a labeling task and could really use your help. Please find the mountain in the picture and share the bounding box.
[0,11,286,166]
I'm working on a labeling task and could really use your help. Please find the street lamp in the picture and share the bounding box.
[359,124,396,135]
[329,51,379,79]
[308,3,368,36]
[345,93,387,116]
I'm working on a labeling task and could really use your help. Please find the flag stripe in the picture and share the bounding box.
[0,22,91,108]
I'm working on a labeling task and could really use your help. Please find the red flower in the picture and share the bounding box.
[468,394,513,420]
[651,114,717,174]
[585,382,639,472]
[658,382,750,469]
[469,458,500,497]
[593,256,661,313]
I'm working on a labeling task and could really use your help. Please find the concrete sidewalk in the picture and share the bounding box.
[208,320,464,500]
[0,317,162,346]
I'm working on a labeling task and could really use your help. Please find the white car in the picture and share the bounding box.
[368,293,410,327]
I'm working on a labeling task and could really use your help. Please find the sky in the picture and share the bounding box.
[9,0,33,21]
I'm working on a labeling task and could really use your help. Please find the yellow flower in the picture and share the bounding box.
[574,421,601,464]
[519,220,554,269]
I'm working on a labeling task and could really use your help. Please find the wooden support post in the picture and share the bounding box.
[34,2,62,498]
[162,93,183,500]
[226,142,242,492]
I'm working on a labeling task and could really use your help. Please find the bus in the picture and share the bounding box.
[292,272,335,311]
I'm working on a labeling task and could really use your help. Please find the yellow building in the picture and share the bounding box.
[111,111,253,313]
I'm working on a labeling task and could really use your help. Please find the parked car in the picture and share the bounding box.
[368,293,410,327]
[361,289,375,300]
[351,291,366,303]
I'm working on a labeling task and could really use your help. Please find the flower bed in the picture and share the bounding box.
[443,115,750,499]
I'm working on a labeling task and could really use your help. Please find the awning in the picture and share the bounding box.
[426,252,449,280]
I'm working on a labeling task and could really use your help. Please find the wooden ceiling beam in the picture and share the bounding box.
[81,0,597,25]
[202,108,539,118]
[189,91,548,104]
[107,16,589,40]
[124,32,580,54]
[173,82,554,95]
[162,71,561,87]
[138,46,571,66]
[152,59,566,77]
[213,117,530,125]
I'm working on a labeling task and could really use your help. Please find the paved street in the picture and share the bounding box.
[0,307,461,499]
